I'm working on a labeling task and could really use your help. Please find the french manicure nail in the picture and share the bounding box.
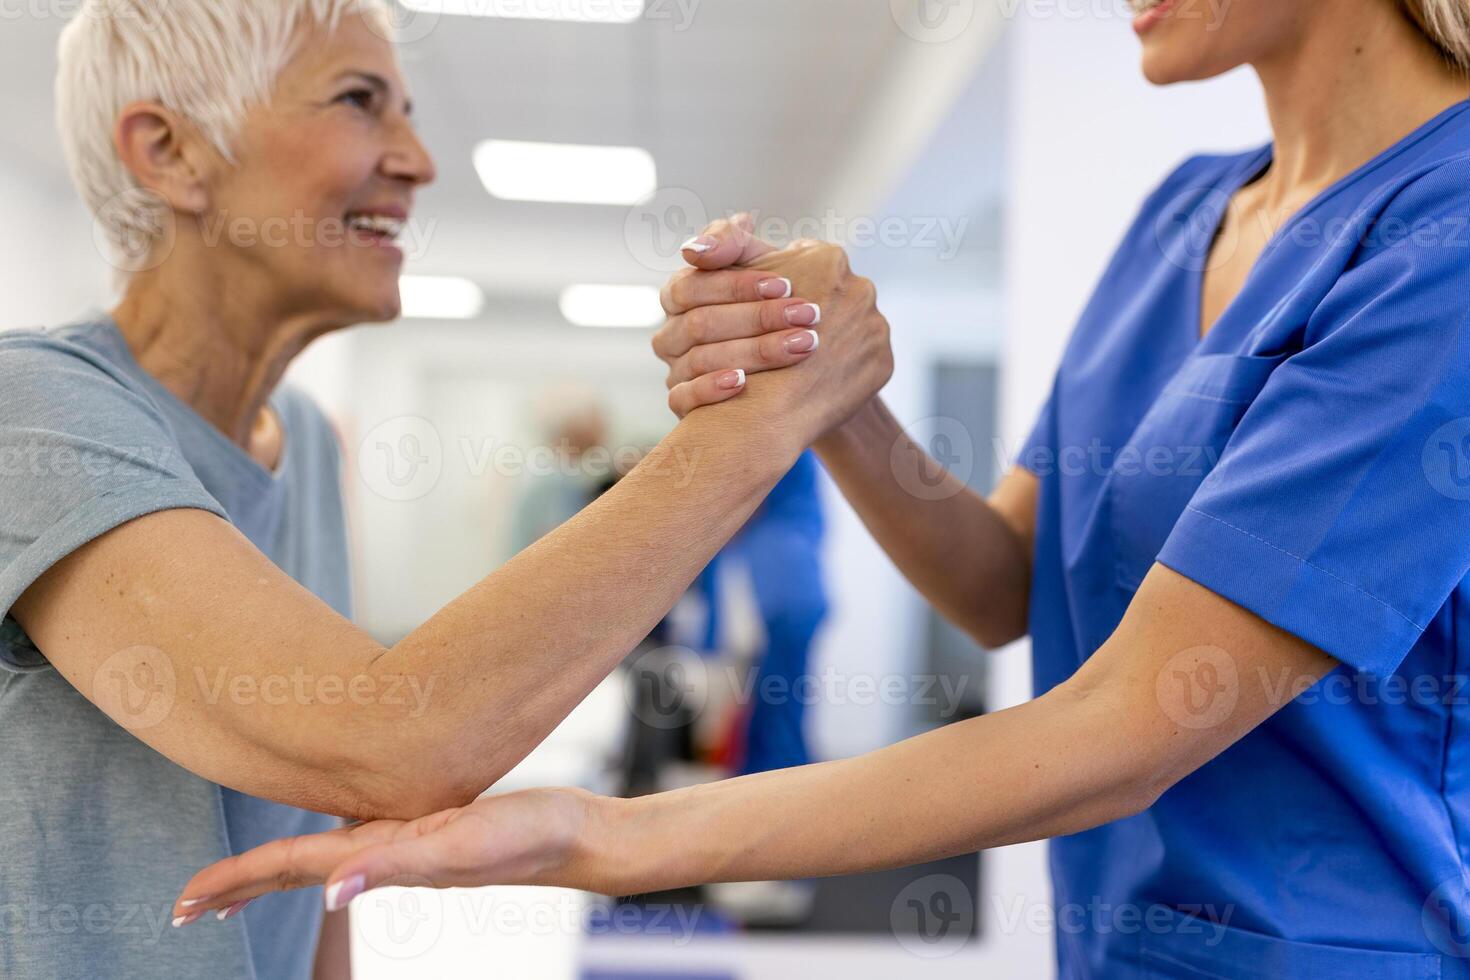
[179,896,212,908]
[324,874,366,912]
[717,369,746,390]
[171,911,203,928]
[217,900,250,921]
[785,303,821,326]
[681,236,715,254]
[758,278,793,299]
[785,330,820,354]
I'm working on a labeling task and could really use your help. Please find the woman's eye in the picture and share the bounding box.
[338,88,377,112]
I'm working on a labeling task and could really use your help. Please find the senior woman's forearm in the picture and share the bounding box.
[814,398,1034,648]
[342,402,802,817]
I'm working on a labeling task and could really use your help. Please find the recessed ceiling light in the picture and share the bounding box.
[399,0,645,22]
[473,140,658,206]
[559,284,663,328]
[399,275,486,319]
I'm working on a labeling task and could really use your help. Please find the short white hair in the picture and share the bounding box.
[56,0,395,277]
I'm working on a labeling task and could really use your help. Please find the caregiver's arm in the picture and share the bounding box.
[11,391,809,823]
[659,222,1037,647]
[586,563,1337,891]
[169,561,1337,915]
[816,402,1039,649]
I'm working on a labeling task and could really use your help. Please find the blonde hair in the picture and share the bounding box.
[56,0,395,277]
[1403,0,1470,71]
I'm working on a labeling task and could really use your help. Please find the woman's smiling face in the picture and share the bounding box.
[199,13,437,324]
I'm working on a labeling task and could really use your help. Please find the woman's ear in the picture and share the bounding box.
[113,102,211,214]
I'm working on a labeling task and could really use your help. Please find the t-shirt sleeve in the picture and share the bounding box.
[0,336,227,672]
[1157,167,1470,676]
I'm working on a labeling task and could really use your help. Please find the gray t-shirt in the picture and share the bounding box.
[0,316,352,979]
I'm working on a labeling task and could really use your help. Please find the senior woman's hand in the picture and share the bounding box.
[656,217,893,437]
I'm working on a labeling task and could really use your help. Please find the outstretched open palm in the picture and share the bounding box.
[171,787,596,925]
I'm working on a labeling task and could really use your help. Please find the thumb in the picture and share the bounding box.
[322,833,461,911]
[681,212,777,270]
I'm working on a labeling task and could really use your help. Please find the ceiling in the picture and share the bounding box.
[0,0,1005,303]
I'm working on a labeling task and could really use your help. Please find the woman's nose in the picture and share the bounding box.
[385,119,437,187]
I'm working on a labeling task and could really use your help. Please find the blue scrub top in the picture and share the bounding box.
[1020,100,1470,977]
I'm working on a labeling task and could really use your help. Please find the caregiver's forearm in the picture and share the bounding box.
[577,676,1157,895]
[354,401,799,815]
[815,398,1033,647]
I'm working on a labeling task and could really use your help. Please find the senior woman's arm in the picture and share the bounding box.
[166,562,1338,914]
[10,394,817,822]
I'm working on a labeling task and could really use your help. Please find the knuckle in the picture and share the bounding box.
[687,345,711,376]
[684,308,709,345]
[667,270,694,311]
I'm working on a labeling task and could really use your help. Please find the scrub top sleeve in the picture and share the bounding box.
[1015,385,1058,476]
[1157,168,1470,676]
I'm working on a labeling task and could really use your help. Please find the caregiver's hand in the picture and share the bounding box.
[656,216,893,433]
[172,788,602,922]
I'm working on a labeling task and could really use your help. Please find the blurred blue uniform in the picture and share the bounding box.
[726,451,828,774]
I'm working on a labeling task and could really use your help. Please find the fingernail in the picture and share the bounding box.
[217,900,250,921]
[757,277,792,299]
[172,911,203,928]
[179,896,212,908]
[785,303,821,326]
[784,330,819,354]
[717,369,746,390]
[325,874,366,912]
[681,236,715,254]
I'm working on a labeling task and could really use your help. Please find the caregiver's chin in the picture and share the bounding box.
[110,12,432,450]
[1133,0,1465,94]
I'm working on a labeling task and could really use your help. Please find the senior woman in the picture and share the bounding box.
[0,1,869,977]
[176,0,1470,975]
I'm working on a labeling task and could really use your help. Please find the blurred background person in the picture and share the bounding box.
[511,386,611,552]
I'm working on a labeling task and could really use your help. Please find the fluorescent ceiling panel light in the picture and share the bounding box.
[400,275,486,320]
[474,140,657,206]
[559,284,663,328]
[399,0,645,22]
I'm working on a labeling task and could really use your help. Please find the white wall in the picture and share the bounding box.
[0,165,108,330]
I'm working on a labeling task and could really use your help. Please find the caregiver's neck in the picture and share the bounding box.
[1251,4,1470,198]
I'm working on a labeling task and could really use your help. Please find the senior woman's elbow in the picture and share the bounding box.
[331,754,488,821]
